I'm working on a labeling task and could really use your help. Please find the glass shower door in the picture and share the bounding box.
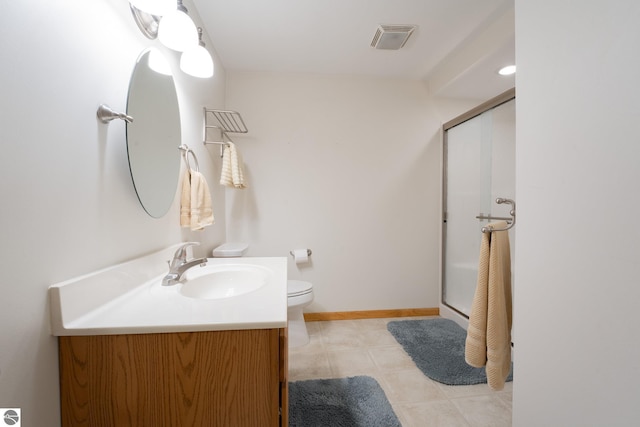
[442,98,515,317]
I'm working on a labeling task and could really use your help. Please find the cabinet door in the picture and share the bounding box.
[279,327,288,427]
[59,329,281,427]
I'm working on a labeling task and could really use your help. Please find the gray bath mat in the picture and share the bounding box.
[288,376,401,427]
[387,317,513,385]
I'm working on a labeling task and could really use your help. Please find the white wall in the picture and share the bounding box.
[0,1,226,425]
[513,1,640,425]
[225,72,443,312]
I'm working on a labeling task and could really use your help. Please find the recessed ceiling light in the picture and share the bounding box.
[498,65,516,76]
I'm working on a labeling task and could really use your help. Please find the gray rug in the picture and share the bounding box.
[387,317,513,385]
[288,376,401,427]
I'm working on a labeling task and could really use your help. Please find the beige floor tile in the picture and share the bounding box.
[368,346,418,372]
[319,320,368,350]
[436,382,495,399]
[497,391,513,409]
[288,331,324,355]
[288,351,332,381]
[452,395,512,427]
[380,369,447,403]
[319,319,359,332]
[398,400,471,427]
[305,320,323,336]
[326,349,377,377]
[353,318,390,329]
[359,328,402,346]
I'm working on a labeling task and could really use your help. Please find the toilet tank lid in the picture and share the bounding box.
[212,242,249,257]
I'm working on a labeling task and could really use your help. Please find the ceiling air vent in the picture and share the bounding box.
[371,25,417,50]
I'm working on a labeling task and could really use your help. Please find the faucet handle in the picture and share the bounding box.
[173,242,200,262]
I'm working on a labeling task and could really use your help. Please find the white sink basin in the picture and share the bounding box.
[179,264,269,300]
[48,244,287,336]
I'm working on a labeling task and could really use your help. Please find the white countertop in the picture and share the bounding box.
[49,244,288,336]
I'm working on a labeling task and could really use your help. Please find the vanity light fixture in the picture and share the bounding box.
[129,0,174,16]
[158,0,198,52]
[498,65,516,76]
[128,0,174,39]
[180,27,214,78]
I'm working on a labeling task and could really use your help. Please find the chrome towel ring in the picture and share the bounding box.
[178,145,199,172]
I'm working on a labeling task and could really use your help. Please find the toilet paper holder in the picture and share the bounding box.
[290,249,312,257]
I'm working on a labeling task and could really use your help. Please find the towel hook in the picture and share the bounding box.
[178,145,199,172]
[481,198,516,233]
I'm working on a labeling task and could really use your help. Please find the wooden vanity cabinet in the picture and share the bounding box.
[58,328,288,427]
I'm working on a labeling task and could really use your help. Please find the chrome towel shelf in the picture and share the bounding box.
[203,108,247,144]
[209,109,248,134]
[203,108,248,157]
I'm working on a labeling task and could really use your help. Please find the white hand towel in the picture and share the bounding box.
[220,145,232,187]
[180,169,192,228]
[180,169,214,230]
[220,142,246,189]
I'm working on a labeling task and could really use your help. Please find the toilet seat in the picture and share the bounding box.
[288,280,313,297]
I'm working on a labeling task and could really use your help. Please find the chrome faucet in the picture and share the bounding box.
[162,242,207,286]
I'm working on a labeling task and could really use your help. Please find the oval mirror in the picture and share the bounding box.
[126,48,181,218]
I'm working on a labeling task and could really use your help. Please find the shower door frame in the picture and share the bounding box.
[441,88,515,320]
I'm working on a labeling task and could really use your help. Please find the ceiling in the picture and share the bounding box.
[191,0,515,102]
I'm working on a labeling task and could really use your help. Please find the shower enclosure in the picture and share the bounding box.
[441,90,515,327]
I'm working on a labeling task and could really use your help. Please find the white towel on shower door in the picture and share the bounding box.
[465,221,513,391]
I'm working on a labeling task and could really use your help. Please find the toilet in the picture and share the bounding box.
[211,243,314,348]
[285,279,314,348]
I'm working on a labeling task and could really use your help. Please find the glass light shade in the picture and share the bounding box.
[180,45,214,78]
[148,48,172,76]
[129,0,175,16]
[158,9,198,52]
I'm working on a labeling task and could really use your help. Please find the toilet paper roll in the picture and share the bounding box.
[292,249,309,264]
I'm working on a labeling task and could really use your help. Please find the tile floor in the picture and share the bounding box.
[288,317,512,427]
